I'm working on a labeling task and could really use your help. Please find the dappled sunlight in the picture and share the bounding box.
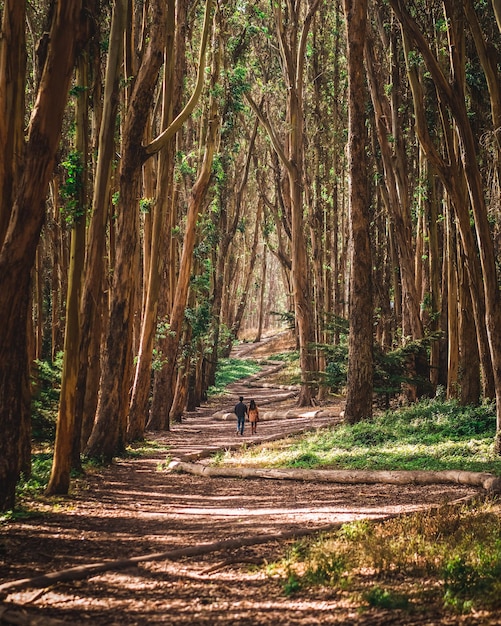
[6,560,362,625]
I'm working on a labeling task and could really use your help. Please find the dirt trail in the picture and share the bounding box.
[0,337,486,625]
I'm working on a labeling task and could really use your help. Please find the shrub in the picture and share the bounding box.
[31,354,63,442]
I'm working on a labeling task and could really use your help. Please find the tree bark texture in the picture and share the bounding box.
[0,0,26,246]
[85,0,166,460]
[0,0,88,511]
[169,461,501,493]
[147,18,221,430]
[343,0,373,424]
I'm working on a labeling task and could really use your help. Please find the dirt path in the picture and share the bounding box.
[0,338,487,625]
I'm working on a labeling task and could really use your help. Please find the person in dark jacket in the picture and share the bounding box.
[234,396,248,436]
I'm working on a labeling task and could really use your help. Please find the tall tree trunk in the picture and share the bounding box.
[127,0,176,441]
[277,1,319,406]
[0,2,30,487]
[0,0,25,246]
[255,244,267,343]
[85,0,166,460]
[458,248,481,405]
[343,0,373,424]
[76,0,127,453]
[47,53,89,494]
[50,193,64,361]
[392,0,501,450]
[425,159,441,391]
[148,11,220,430]
[149,0,189,424]
[445,201,459,399]
[0,0,88,511]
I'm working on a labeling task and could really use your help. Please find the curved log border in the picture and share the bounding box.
[168,460,501,493]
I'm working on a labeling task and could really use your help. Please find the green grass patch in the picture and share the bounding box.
[214,398,501,475]
[265,351,301,386]
[125,439,170,458]
[268,500,501,614]
[1,451,55,520]
[16,451,54,499]
[207,357,261,396]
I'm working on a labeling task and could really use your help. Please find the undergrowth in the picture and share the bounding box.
[9,439,172,513]
[213,398,501,475]
[268,500,501,614]
[207,357,261,396]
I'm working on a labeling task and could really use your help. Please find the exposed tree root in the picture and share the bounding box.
[168,460,501,493]
[0,604,68,625]
[0,523,345,599]
[0,491,483,620]
[200,556,265,575]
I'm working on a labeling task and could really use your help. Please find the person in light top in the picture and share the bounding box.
[248,399,259,435]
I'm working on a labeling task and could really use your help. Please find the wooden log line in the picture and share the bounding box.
[168,460,501,493]
[0,523,346,598]
[0,491,480,609]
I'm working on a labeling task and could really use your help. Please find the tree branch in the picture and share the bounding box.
[144,0,214,156]
[244,92,292,174]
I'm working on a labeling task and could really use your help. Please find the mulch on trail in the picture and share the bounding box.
[0,336,497,625]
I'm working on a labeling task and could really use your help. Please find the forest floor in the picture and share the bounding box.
[0,333,498,625]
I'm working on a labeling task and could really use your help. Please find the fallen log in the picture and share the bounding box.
[168,461,501,493]
[0,492,479,602]
[0,523,344,598]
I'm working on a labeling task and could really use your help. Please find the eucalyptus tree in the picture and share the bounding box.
[128,0,215,437]
[147,0,220,430]
[0,0,91,511]
[76,0,128,453]
[305,0,347,395]
[0,1,25,246]
[246,0,321,406]
[389,0,501,450]
[46,35,92,494]
[342,0,373,423]
[126,0,178,441]
[85,0,168,460]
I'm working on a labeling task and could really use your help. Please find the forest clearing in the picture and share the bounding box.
[1,336,501,625]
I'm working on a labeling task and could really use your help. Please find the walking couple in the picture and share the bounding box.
[234,396,259,435]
